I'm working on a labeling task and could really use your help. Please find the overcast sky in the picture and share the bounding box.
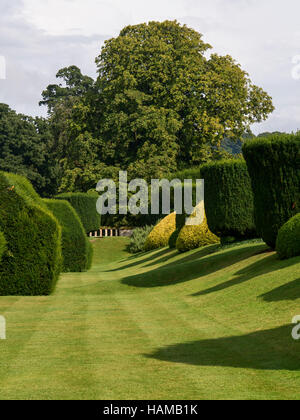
[0,0,300,134]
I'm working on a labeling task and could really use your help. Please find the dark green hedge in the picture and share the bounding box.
[168,228,180,249]
[0,230,6,263]
[98,176,200,229]
[243,133,300,248]
[0,172,62,295]
[44,199,93,272]
[175,180,198,226]
[201,159,257,240]
[170,181,198,248]
[170,213,187,249]
[56,193,101,233]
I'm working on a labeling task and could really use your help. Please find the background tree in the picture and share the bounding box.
[0,103,59,196]
[39,65,94,113]
[40,66,103,192]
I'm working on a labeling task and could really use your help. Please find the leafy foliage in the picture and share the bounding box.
[56,192,101,233]
[169,167,201,182]
[221,138,243,155]
[243,133,300,248]
[93,21,273,173]
[0,104,60,197]
[39,66,94,113]
[144,213,176,251]
[127,225,154,254]
[44,199,93,272]
[39,65,104,193]
[201,159,257,240]
[0,172,62,295]
[276,213,300,260]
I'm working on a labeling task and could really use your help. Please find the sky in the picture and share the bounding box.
[0,0,300,134]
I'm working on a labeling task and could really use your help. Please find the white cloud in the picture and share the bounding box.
[21,0,133,37]
[21,0,190,36]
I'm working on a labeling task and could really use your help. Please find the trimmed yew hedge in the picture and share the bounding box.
[0,172,62,295]
[201,159,257,241]
[0,230,6,263]
[44,199,93,272]
[243,133,300,248]
[56,193,101,233]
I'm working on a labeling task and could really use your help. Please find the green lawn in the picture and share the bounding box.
[0,238,300,400]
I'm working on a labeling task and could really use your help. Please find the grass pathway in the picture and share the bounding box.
[0,238,299,399]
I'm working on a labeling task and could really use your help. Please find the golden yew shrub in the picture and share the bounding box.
[144,213,176,251]
[176,213,220,253]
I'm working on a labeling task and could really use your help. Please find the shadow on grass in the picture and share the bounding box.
[122,244,267,289]
[107,248,175,272]
[142,244,220,269]
[261,277,300,302]
[192,253,299,297]
[146,325,300,371]
[109,244,220,273]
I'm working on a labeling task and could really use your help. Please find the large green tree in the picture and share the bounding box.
[40,21,275,191]
[94,20,274,170]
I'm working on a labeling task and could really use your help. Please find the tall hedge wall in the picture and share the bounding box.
[0,231,6,263]
[201,159,257,240]
[44,199,93,272]
[56,193,101,233]
[0,172,62,295]
[243,133,300,248]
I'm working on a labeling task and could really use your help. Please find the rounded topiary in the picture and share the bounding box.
[0,231,6,263]
[176,214,220,253]
[0,172,62,296]
[44,199,93,272]
[144,213,176,251]
[276,213,300,260]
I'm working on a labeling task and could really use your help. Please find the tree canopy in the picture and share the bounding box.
[8,20,275,193]
[0,103,60,196]
[92,21,274,171]
[39,65,94,113]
